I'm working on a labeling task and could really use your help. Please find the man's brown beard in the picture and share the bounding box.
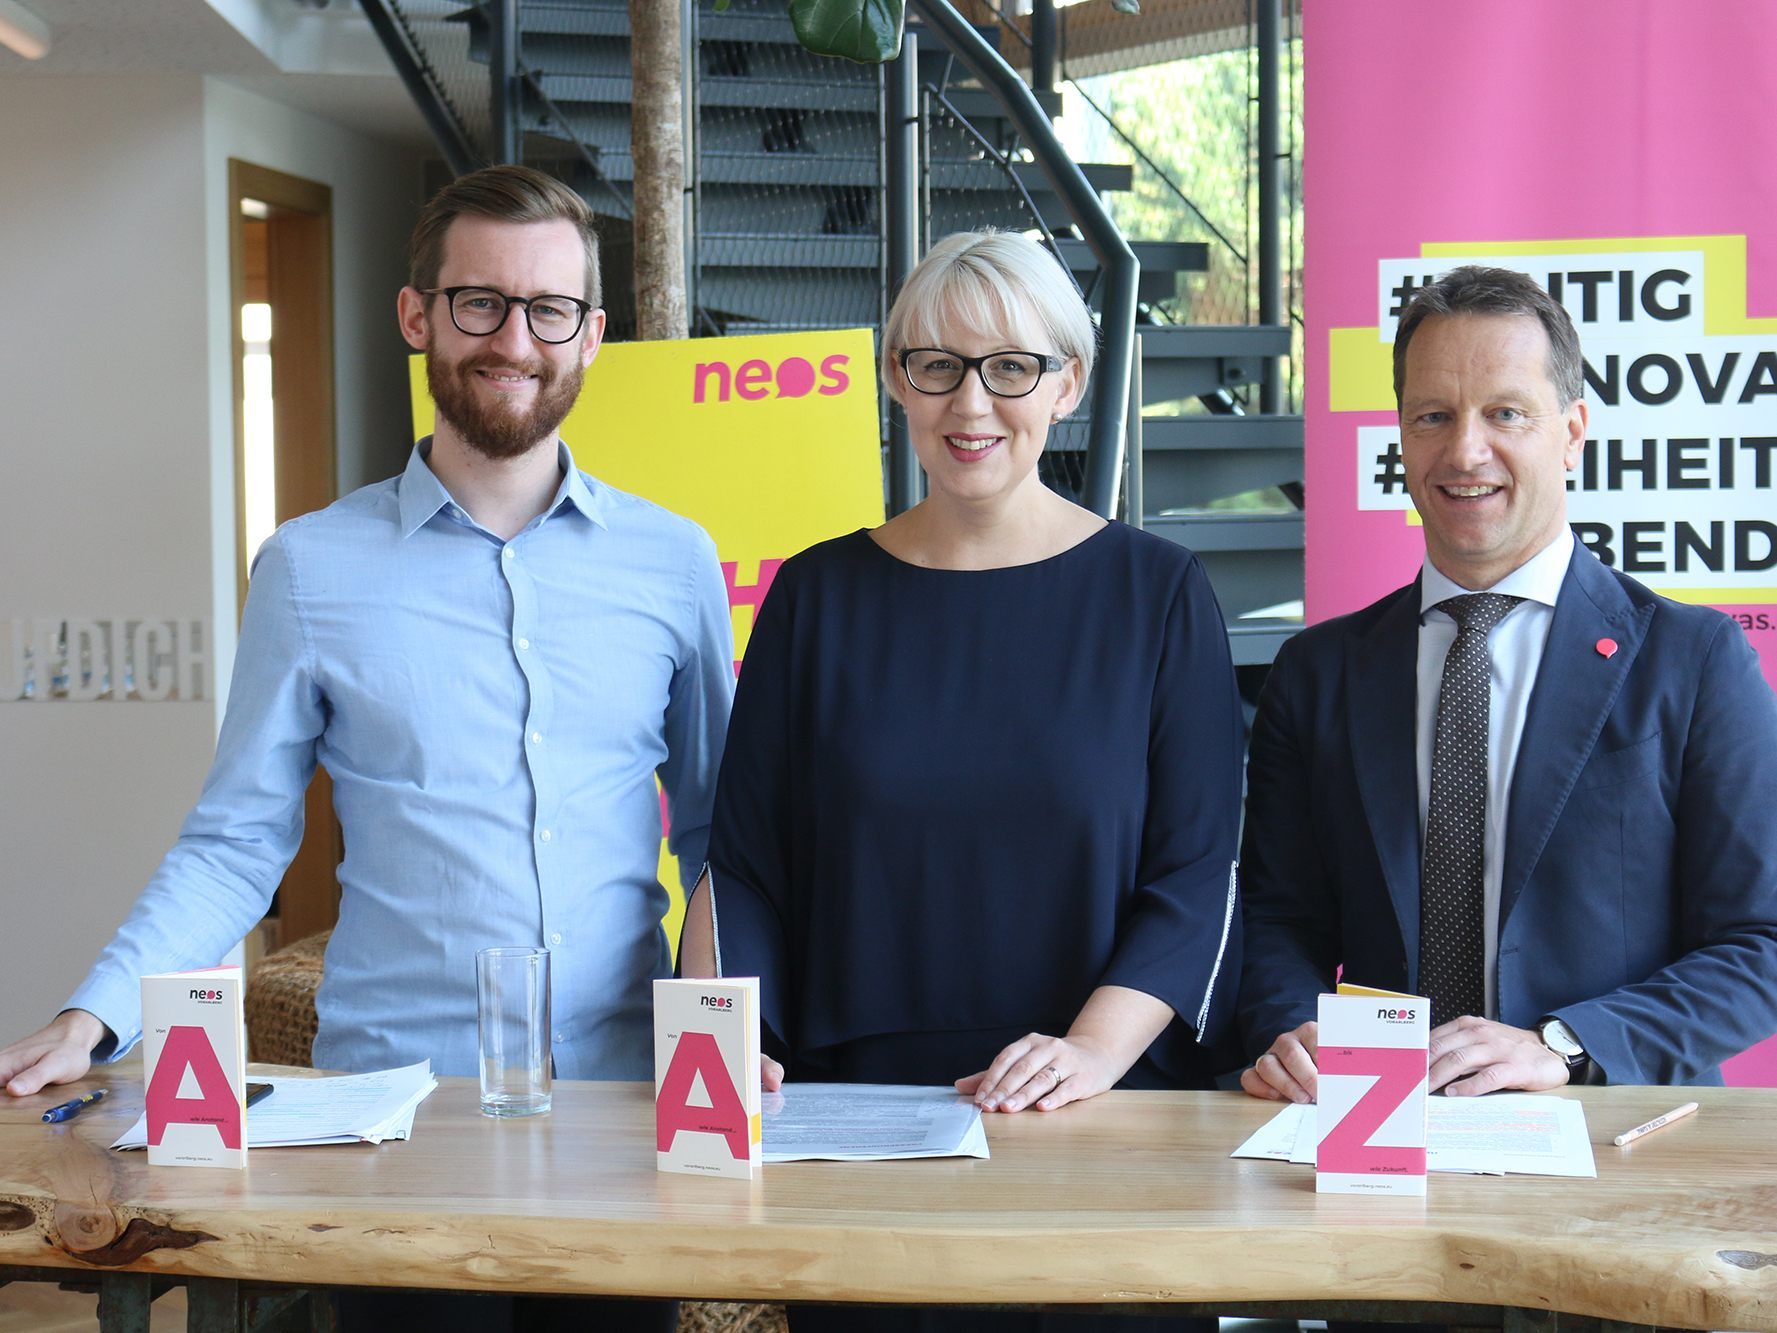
[426,345,585,461]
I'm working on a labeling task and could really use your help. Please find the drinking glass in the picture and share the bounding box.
[475,946,551,1117]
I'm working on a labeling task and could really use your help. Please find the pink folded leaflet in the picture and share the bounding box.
[1315,988,1429,1195]
[140,965,246,1169]
[653,976,762,1179]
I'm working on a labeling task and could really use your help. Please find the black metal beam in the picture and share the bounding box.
[490,0,521,165]
[884,31,923,515]
[1256,0,1282,413]
[1031,0,1057,95]
[908,0,1138,519]
[358,0,478,176]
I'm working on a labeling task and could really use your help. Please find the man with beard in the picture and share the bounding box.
[0,168,732,1231]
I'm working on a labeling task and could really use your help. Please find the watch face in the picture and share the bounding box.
[1541,1019,1584,1059]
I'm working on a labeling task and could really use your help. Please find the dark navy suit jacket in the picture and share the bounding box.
[1238,547,1777,1085]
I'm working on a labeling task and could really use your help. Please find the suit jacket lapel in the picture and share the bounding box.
[1347,581,1425,978]
[1500,552,1653,927]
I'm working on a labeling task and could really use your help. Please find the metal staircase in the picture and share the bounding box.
[362,0,1303,666]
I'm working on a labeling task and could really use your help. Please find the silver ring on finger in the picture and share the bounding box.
[1044,1065,1061,1082]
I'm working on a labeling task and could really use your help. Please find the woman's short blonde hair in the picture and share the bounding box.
[881,230,1097,403]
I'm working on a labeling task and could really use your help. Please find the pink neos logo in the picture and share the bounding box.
[694,354,850,404]
[189,989,224,1001]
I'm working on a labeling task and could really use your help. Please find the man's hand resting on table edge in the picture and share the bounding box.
[0,1010,109,1097]
[1239,1015,1573,1103]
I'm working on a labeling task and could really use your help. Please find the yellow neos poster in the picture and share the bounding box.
[410,328,885,943]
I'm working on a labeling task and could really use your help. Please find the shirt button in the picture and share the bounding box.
[539,828,552,843]
[550,931,563,946]
[517,637,531,651]
[553,1032,564,1044]
[530,730,542,745]
[502,546,515,560]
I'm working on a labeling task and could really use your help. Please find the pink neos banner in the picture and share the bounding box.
[1302,0,1777,1084]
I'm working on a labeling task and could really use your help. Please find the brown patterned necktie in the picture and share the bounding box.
[1420,592,1524,1029]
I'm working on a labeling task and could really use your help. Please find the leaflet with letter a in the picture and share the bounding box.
[141,965,247,1169]
[654,977,762,1180]
[1316,983,1428,1195]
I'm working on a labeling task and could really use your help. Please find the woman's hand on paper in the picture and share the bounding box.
[956,985,1174,1113]
[956,1032,1121,1114]
[1239,1020,1319,1104]
[761,1053,784,1092]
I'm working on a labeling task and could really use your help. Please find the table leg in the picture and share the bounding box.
[97,1272,154,1333]
[187,1276,243,1333]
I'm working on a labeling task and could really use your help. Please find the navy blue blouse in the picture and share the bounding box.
[706,522,1245,1088]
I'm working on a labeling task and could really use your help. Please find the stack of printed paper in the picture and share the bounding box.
[114,1061,438,1150]
[1232,1093,1596,1178]
[763,1083,989,1162]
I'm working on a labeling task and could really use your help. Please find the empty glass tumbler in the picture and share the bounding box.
[475,946,552,1117]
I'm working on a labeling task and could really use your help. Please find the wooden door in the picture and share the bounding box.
[229,160,341,953]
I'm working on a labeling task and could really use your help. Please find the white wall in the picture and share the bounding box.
[0,72,424,1045]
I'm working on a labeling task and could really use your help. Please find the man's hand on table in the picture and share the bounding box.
[1,1010,109,1096]
[1238,1015,1573,1103]
[1429,1016,1571,1095]
[1240,1020,1319,1103]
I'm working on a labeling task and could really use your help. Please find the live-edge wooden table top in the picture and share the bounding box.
[2,1067,1772,1329]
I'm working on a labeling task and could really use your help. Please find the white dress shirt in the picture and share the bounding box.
[1415,530,1577,1020]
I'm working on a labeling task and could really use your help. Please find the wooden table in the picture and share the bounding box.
[3,1069,1773,1332]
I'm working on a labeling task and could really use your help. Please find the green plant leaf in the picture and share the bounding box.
[714,0,731,10]
[789,0,906,63]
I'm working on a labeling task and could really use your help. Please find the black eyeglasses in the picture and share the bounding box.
[898,347,1066,399]
[421,286,594,344]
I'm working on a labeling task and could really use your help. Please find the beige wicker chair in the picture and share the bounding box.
[242,929,788,1333]
[245,928,329,1067]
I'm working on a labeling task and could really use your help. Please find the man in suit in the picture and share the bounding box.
[1238,265,1777,1101]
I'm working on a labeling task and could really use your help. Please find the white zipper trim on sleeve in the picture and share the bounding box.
[1194,859,1238,1037]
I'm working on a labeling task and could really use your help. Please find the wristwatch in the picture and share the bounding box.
[1537,1016,1589,1074]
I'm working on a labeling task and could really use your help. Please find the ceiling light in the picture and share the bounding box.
[0,0,50,60]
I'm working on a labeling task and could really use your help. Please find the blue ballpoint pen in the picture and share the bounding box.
[41,1088,107,1123]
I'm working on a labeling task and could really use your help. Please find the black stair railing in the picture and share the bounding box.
[359,0,480,175]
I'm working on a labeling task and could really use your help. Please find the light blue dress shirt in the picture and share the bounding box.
[67,441,733,1080]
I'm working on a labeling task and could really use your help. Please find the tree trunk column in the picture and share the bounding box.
[630,0,689,340]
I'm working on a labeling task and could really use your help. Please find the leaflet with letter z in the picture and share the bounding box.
[1316,983,1428,1195]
